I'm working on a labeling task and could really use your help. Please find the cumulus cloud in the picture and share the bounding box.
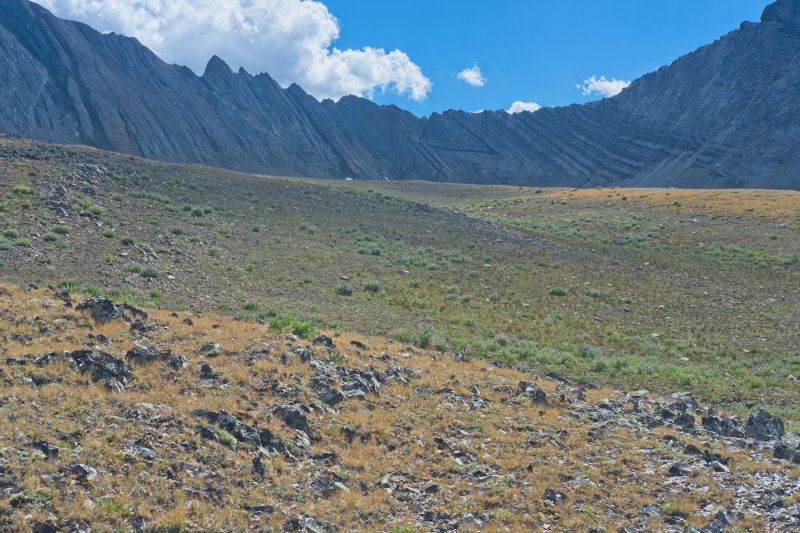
[38,0,432,102]
[457,64,486,87]
[506,101,541,114]
[578,75,630,98]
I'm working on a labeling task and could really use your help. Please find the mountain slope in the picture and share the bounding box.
[1,284,797,532]
[0,0,799,188]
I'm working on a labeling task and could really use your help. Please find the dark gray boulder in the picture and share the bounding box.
[168,354,188,369]
[125,346,174,364]
[517,381,547,404]
[744,410,785,441]
[75,299,122,323]
[309,376,345,406]
[272,404,310,434]
[773,443,800,463]
[198,362,217,380]
[69,350,132,391]
[31,440,59,459]
[701,415,744,439]
[70,463,98,481]
[74,298,148,323]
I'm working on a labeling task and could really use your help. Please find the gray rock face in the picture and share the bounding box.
[1,0,799,188]
[744,409,785,441]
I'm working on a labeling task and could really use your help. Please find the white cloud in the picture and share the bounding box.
[38,0,432,102]
[578,75,630,98]
[457,64,486,87]
[506,101,541,114]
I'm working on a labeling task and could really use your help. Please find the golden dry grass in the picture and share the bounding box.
[537,187,800,221]
[0,284,792,532]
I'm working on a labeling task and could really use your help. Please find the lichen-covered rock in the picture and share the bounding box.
[744,410,785,441]
[75,299,122,323]
[69,350,133,391]
[517,381,547,404]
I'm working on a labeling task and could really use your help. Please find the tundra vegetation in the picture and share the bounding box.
[0,137,798,530]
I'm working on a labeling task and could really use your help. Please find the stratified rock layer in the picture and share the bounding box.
[1,0,799,188]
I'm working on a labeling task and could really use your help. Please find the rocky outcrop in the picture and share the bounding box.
[0,0,799,188]
[2,286,800,531]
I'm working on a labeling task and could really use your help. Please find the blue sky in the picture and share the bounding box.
[43,0,768,116]
[326,0,766,115]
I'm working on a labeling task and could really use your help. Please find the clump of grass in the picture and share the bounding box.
[12,185,34,195]
[580,344,602,359]
[15,239,30,247]
[336,282,354,296]
[364,280,383,293]
[81,285,103,297]
[53,225,71,235]
[269,315,316,338]
[121,236,135,246]
[213,427,237,449]
[43,233,58,242]
[102,229,116,238]
[86,205,104,216]
[209,248,222,258]
[258,308,279,320]
[58,279,78,290]
[140,267,159,279]
[3,229,19,239]
[549,287,568,296]
[97,497,131,518]
[9,488,52,508]
[242,301,260,311]
[395,325,436,349]
[660,502,689,518]
[276,433,302,456]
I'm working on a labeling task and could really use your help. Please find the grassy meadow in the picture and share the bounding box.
[1,137,798,424]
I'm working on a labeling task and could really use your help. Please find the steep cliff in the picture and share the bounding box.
[1,0,798,188]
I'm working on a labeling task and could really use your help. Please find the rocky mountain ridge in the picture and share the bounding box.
[0,0,799,187]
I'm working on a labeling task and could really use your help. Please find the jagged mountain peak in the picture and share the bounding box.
[0,0,798,188]
[203,55,233,77]
[761,0,800,26]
